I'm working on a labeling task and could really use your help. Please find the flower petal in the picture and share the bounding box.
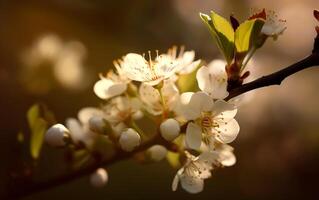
[215,119,240,143]
[213,100,237,119]
[180,175,204,194]
[94,78,127,100]
[196,59,228,99]
[186,122,202,150]
[189,92,214,113]
[122,53,151,82]
[78,107,103,125]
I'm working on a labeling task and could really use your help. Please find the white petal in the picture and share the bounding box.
[189,92,214,113]
[186,122,202,150]
[196,60,228,99]
[176,92,213,120]
[172,168,184,191]
[78,107,103,125]
[180,175,204,194]
[66,118,95,147]
[215,119,240,143]
[213,100,237,119]
[172,174,180,191]
[139,83,162,115]
[93,79,127,100]
[122,53,151,82]
[219,149,236,166]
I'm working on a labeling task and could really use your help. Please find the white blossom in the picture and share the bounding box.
[119,128,141,152]
[148,145,168,161]
[103,96,141,125]
[176,92,239,150]
[45,124,69,147]
[66,118,96,149]
[139,80,179,115]
[260,10,287,40]
[172,151,217,193]
[121,52,178,86]
[166,46,201,75]
[94,60,129,100]
[196,59,228,99]
[90,168,108,188]
[160,118,181,141]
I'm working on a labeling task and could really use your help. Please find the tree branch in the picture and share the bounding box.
[6,133,172,199]
[225,36,319,101]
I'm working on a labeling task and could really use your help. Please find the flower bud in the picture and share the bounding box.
[90,168,108,188]
[45,124,69,147]
[119,128,141,152]
[132,110,144,120]
[148,145,167,162]
[160,118,180,141]
[88,116,105,133]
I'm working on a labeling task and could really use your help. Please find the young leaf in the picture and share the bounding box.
[200,12,235,64]
[235,19,265,54]
[177,63,200,93]
[27,104,40,129]
[27,104,48,160]
[30,118,47,159]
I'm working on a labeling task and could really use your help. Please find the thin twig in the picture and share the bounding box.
[225,52,319,101]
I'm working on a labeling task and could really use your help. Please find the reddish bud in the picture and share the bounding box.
[249,8,267,20]
[314,10,319,22]
[240,71,251,80]
[230,15,240,30]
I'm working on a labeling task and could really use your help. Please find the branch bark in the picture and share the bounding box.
[225,52,319,101]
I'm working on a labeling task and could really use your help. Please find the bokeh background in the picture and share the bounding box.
[1,0,319,199]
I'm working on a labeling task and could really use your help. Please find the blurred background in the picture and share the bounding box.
[1,0,319,199]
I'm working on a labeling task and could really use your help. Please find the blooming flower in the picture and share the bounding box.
[139,80,179,115]
[175,92,239,150]
[103,96,142,125]
[196,59,229,99]
[250,9,286,40]
[94,60,130,100]
[121,52,178,85]
[172,151,217,193]
[166,46,201,75]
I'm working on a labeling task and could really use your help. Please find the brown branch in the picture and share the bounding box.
[225,37,319,101]
[6,133,172,199]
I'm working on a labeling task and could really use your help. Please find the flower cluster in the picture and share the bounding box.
[44,9,286,194]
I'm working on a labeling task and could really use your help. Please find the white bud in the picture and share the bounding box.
[132,110,144,120]
[90,168,108,188]
[119,128,141,152]
[160,118,180,141]
[148,145,168,162]
[45,124,69,147]
[88,116,105,133]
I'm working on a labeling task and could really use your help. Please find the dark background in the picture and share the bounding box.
[1,0,319,199]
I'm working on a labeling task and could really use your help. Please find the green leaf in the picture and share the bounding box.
[27,104,48,159]
[177,63,201,93]
[235,19,265,53]
[200,12,235,64]
[30,118,47,159]
[27,104,40,129]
